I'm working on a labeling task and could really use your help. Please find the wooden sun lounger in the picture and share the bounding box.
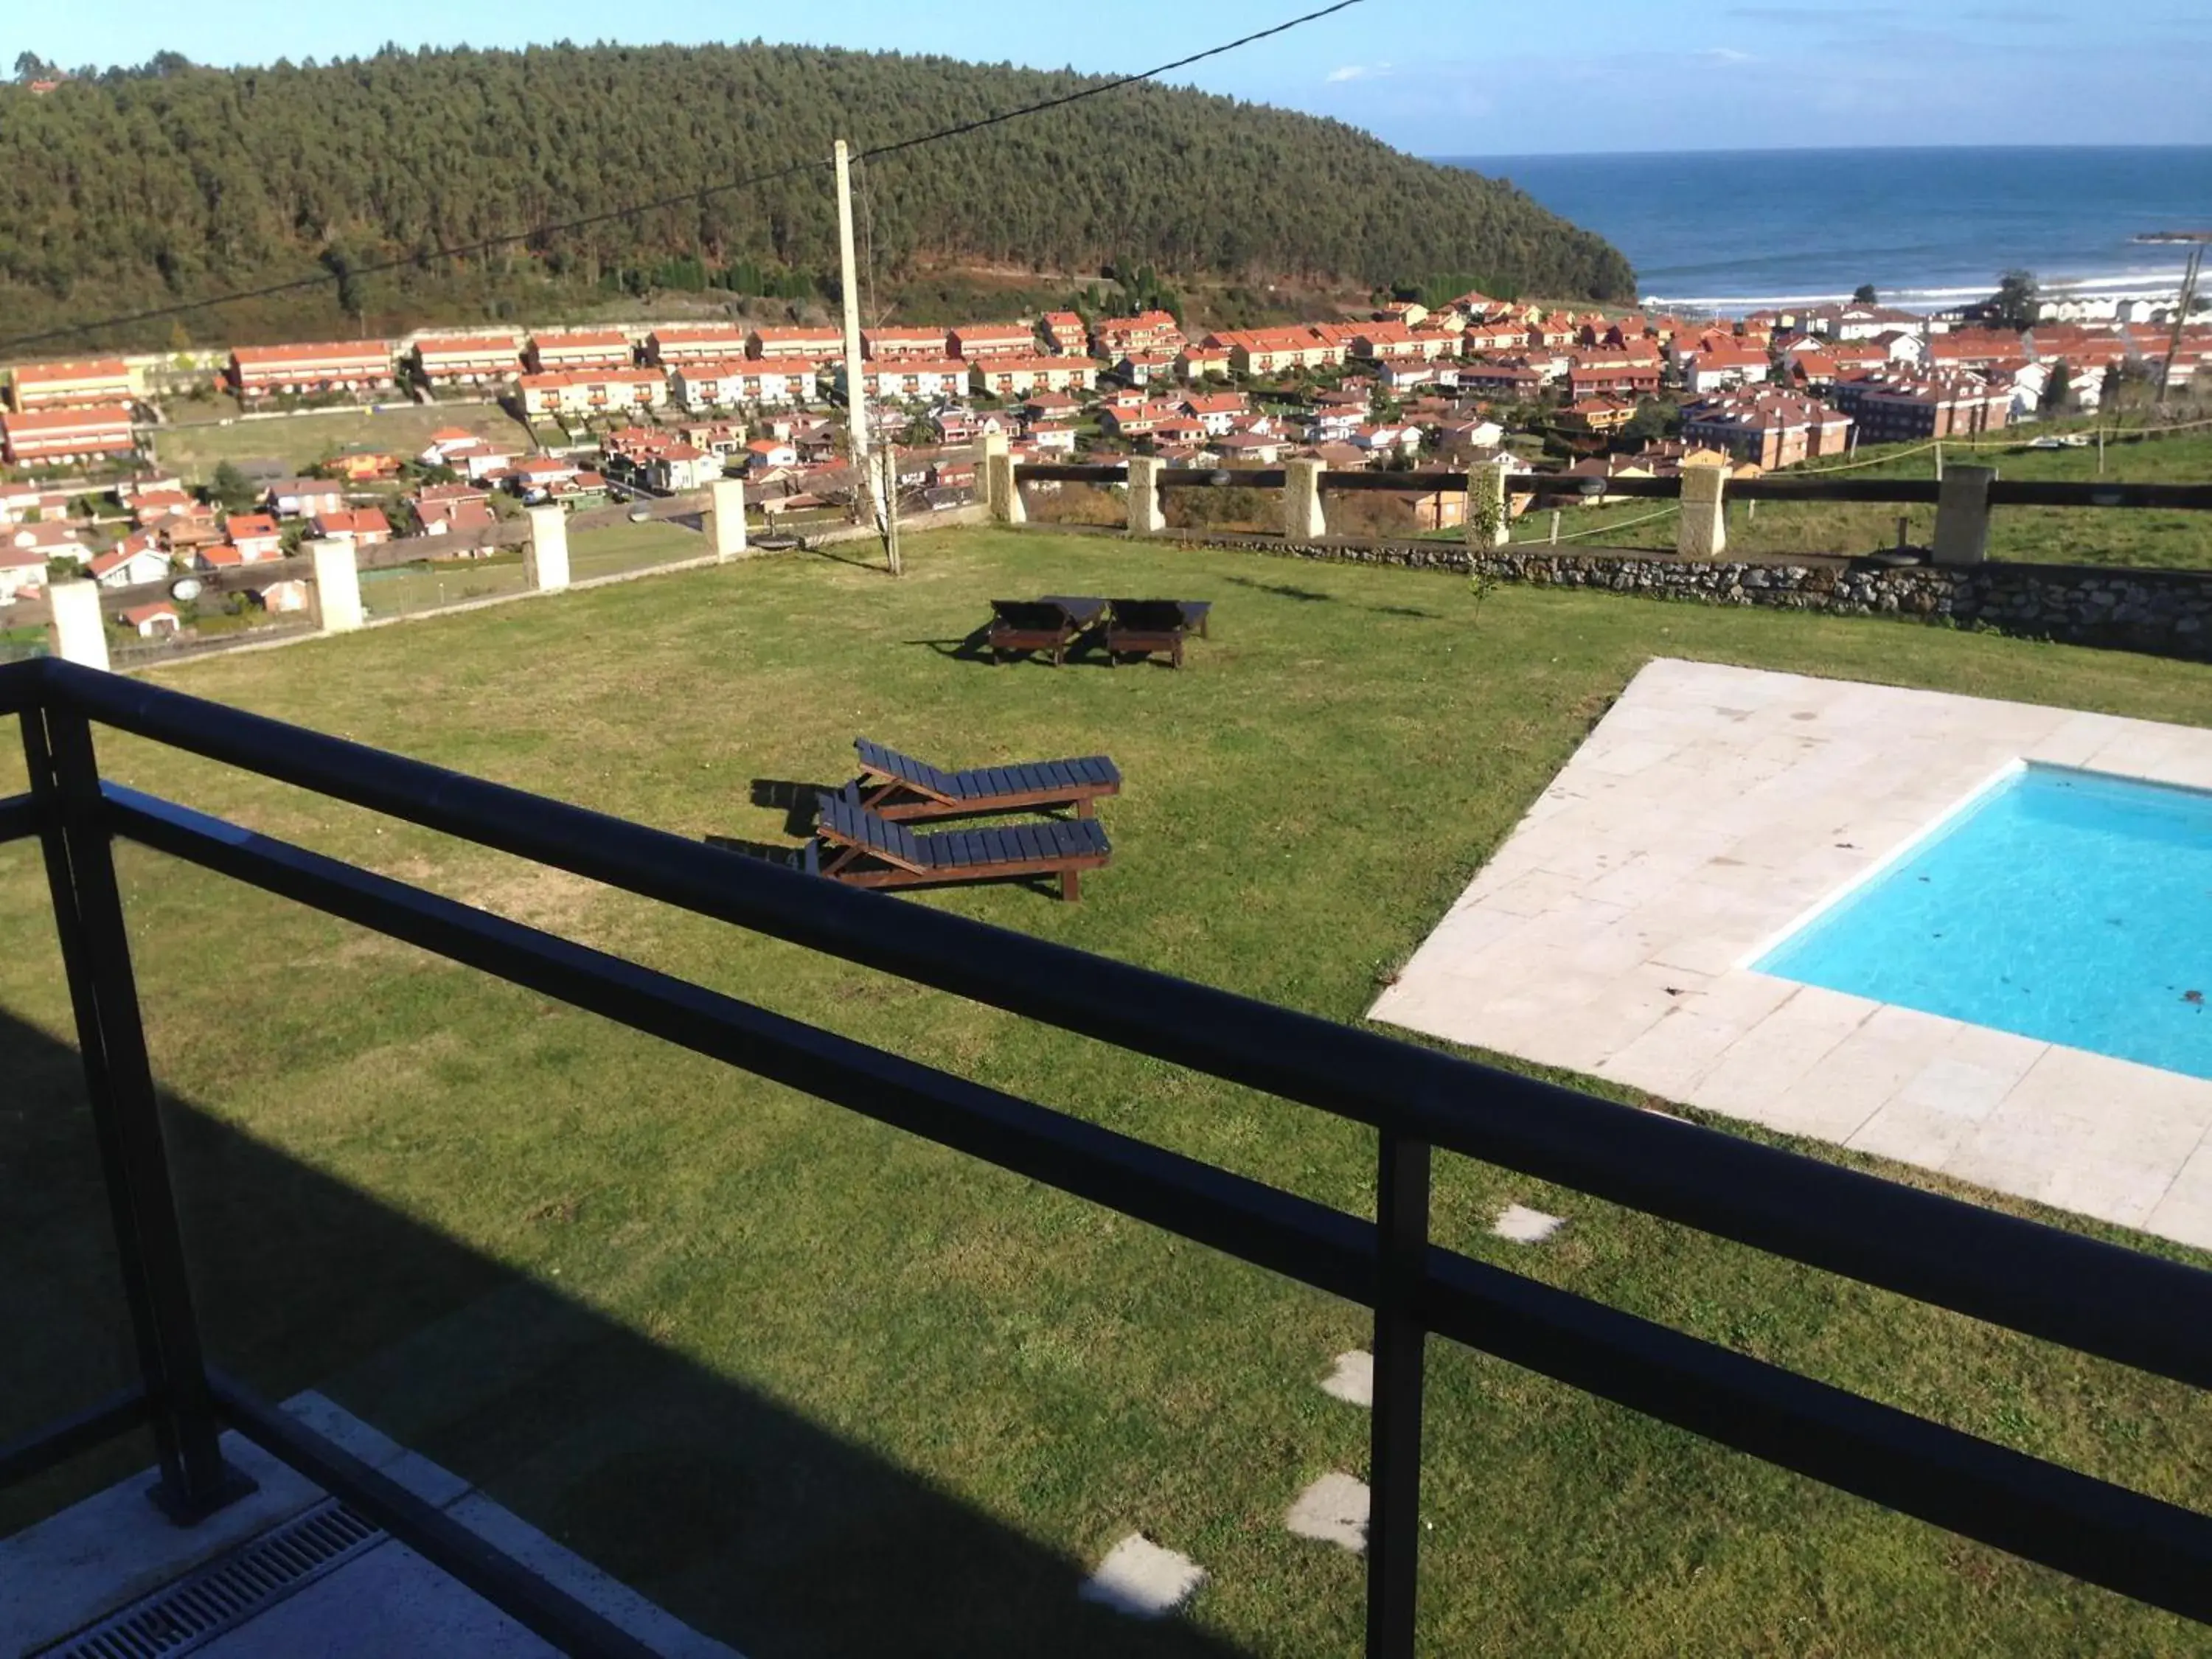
[987,599,1088,665]
[853,737,1121,821]
[807,786,1110,900]
[1105,598,1203,668]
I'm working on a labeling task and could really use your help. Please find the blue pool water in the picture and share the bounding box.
[1756,766,2212,1080]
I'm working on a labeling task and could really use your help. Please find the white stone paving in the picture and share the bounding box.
[1371,658,2212,1251]
[1284,1472,1370,1554]
[1078,1534,1208,1618]
[1318,1350,1374,1407]
[1492,1204,1567,1244]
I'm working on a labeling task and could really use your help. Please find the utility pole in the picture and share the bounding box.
[834,139,869,476]
[2143,234,2208,406]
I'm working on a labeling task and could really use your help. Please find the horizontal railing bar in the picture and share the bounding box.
[1318,470,1474,493]
[0,789,41,845]
[1989,479,2212,509]
[1157,467,1288,488]
[1014,464,2212,512]
[1421,1251,2212,1622]
[1018,463,1127,483]
[208,1375,661,1659]
[48,661,2212,1393]
[0,1388,149,1487]
[105,786,1374,1304]
[114,786,2212,1618]
[0,661,44,717]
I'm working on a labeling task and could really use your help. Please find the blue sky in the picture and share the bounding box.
[9,1,2212,155]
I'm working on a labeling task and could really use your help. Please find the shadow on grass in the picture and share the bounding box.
[702,832,808,866]
[905,630,1190,670]
[802,541,889,572]
[748,779,836,838]
[1222,574,1440,621]
[0,1006,1245,1658]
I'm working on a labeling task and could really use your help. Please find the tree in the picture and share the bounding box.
[1851,283,1879,305]
[2040,359,2071,415]
[14,52,58,81]
[1992,269,2039,330]
[208,461,259,513]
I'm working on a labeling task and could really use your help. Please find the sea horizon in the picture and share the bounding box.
[1436,145,2212,314]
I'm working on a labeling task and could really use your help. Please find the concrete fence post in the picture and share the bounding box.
[976,429,1024,525]
[49,580,109,672]
[1282,458,1327,540]
[1466,457,1513,549]
[307,538,364,633]
[1677,465,1728,559]
[1933,464,1997,566]
[1125,455,1166,535]
[708,478,748,560]
[525,504,571,591]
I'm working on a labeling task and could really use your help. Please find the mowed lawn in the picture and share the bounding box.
[5,529,2212,1658]
[147,402,532,481]
[1491,428,2212,571]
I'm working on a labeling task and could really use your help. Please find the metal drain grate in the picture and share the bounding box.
[38,1498,386,1658]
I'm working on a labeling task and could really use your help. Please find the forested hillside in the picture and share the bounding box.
[0,44,1633,348]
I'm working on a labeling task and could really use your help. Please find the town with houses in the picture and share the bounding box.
[4,288,2209,639]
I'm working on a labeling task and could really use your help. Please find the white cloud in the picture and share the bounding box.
[1697,46,1756,63]
[1326,62,1392,83]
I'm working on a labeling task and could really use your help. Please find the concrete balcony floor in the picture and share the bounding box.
[3,1391,737,1658]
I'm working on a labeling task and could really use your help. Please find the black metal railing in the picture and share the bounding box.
[4,653,2211,1656]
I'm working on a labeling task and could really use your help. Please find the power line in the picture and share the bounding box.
[0,0,1368,356]
[852,0,1367,163]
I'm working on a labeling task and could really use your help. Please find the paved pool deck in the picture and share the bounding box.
[1371,658,2212,1251]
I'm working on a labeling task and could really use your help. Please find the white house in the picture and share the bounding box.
[86,540,172,589]
[121,601,182,639]
[0,544,46,602]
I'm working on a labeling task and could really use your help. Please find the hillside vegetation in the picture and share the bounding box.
[0,44,1634,351]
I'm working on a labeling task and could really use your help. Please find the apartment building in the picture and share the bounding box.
[9,358,133,411]
[412,333,524,386]
[228,341,397,400]
[525,330,635,374]
[0,405,137,466]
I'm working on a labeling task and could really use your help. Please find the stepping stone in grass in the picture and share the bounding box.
[1318,1349,1373,1407]
[1078,1534,1208,1618]
[1285,1471,1370,1554]
[1493,1203,1565,1244]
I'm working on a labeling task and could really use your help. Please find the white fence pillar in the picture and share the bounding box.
[1125,456,1166,535]
[1677,465,1728,559]
[1933,465,1996,566]
[308,538,364,633]
[976,429,1023,525]
[708,478,748,560]
[525,504,571,591]
[1283,458,1327,540]
[48,580,109,672]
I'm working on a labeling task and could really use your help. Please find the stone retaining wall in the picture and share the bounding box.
[1135,531,2212,661]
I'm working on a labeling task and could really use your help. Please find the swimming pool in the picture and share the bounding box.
[1756,765,2212,1081]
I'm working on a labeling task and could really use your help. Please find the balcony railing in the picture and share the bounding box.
[3,653,2211,1655]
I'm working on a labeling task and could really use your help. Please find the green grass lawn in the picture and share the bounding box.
[1500,429,2212,570]
[4,529,2211,1656]
[149,403,532,482]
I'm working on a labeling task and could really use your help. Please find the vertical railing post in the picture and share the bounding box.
[1366,1129,1430,1657]
[21,703,254,1522]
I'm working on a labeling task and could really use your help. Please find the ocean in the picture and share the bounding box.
[1439,146,2212,314]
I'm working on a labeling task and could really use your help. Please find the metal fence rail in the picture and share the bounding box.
[4,653,2211,1655]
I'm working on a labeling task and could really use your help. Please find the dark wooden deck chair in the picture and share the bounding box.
[987,599,1083,665]
[853,737,1122,821]
[807,786,1110,900]
[1105,598,1198,667]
